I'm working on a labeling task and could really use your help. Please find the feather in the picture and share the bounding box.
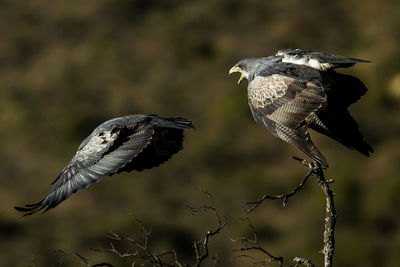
[15,114,194,215]
[230,50,372,166]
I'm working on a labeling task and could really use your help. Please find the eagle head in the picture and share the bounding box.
[229,56,280,84]
[229,61,251,85]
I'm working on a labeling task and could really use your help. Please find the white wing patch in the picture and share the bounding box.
[280,55,333,71]
[76,130,120,160]
[248,75,288,107]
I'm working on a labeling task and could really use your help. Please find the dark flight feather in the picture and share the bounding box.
[308,71,373,155]
[276,48,371,70]
[15,115,194,216]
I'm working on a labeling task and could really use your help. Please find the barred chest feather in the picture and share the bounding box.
[248,75,288,108]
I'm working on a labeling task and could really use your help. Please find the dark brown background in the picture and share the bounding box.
[2,0,399,266]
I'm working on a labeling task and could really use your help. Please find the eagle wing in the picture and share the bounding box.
[276,48,370,70]
[15,115,194,215]
[308,71,373,156]
[248,70,328,166]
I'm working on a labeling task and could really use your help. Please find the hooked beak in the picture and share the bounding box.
[229,66,244,85]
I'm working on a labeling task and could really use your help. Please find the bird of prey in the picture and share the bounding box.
[229,48,373,167]
[15,114,194,216]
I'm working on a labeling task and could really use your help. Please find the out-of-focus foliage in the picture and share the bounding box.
[1,0,400,266]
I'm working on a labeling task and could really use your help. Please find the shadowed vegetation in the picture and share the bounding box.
[1,0,400,266]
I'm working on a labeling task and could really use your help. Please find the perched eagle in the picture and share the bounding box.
[15,114,194,215]
[229,48,373,167]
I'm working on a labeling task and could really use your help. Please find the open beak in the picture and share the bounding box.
[229,66,244,85]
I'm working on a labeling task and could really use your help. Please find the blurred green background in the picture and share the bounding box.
[2,0,400,266]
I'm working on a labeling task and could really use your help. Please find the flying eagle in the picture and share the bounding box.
[15,114,194,215]
[229,48,373,167]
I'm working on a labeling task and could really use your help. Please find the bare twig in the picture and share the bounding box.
[231,216,283,266]
[93,226,177,267]
[188,192,226,267]
[100,217,183,266]
[90,192,224,267]
[53,249,114,267]
[292,256,315,267]
[73,252,90,266]
[247,168,314,213]
[243,156,335,267]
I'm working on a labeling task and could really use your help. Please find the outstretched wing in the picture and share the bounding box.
[276,48,370,70]
[118,128,185,173]
[248,70,328,166]
[15,121,155,215]
[320,71,368,108]
[15,115,194,216]
[307,71,373,156]
[116,115,195,173]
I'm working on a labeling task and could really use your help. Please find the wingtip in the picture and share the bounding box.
[167,117,196,130]
[14,200,45,216]
[359,144,374,157]
[354,58,372,64]
[319,161,329,169]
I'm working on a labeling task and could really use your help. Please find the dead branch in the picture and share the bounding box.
[292,257,315,267]
[93,224,178,267]
[89,192,224,267]
[187,191,226,267]
[313,165,336,267]
[246,167,314,213]
[53,249,114,267]
[242,156,335,267]
[231,216,283,266]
